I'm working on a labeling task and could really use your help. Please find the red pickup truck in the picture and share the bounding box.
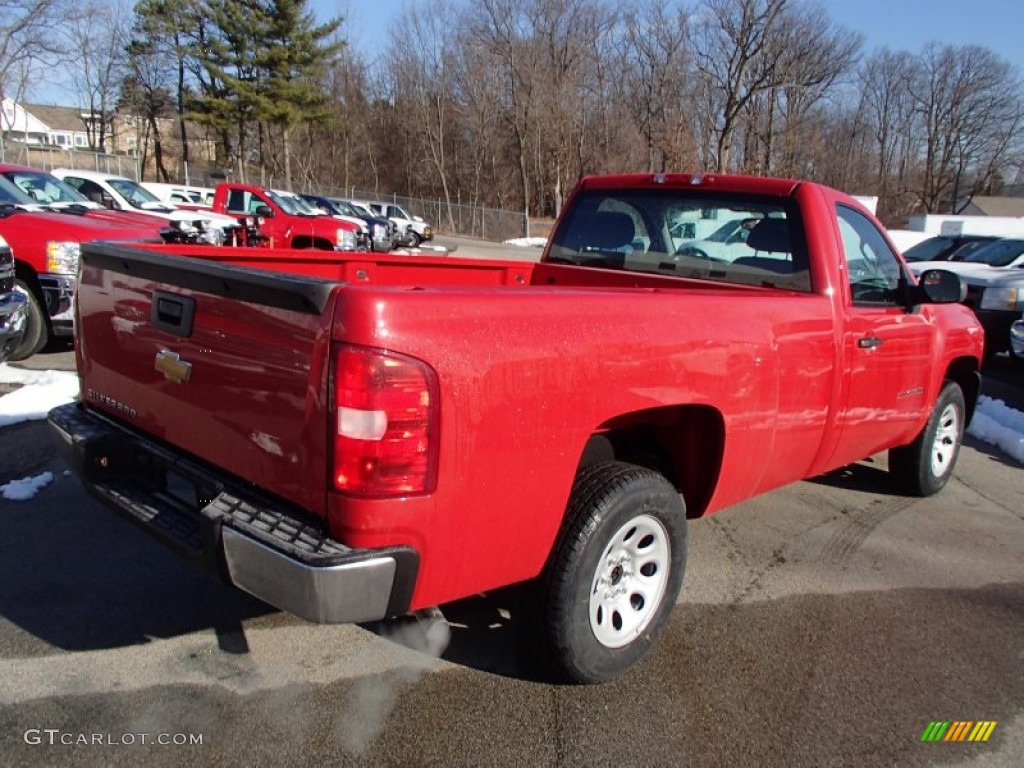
[50,173,984,683]
[0,176,166,360]
[210,182,361,250]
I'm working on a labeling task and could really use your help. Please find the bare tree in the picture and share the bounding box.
[910,44,1024,212]
[690,0,792,171]
[530,0,615,215]
[0,0,65,98]
[0,0,67,160]
[63,0,131,151]
[450,22,514,211]
[122,37,176,180]
[386,0,460,228]
[765,5,860,175]
[854,49,919,221]
[467,0,541,222]
[619,1,694,172]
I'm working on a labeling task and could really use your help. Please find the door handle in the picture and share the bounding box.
[858,336,884,349]
[151,291,196,338]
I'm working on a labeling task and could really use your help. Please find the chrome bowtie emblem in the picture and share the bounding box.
[155,350,192,383]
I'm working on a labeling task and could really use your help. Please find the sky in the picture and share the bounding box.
[15,0,1022,104]
[320,0,1024,75]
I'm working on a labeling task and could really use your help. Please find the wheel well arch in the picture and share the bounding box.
[576,404,725,519]
[944,356,981,423]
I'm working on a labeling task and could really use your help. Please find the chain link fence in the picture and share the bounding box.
[0,142,529,242]
[1,144,142,179]
[298,183,529,243]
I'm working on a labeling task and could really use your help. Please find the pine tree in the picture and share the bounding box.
[257,0,342,189]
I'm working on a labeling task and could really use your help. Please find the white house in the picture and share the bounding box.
[0,98,124,151]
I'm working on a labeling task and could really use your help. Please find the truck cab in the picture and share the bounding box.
[213,183,360,251]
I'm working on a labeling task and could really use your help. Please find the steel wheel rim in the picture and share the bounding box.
[930,403,960,477]
[589,513,671,649]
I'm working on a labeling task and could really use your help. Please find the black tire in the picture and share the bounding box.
[406,231,422,247]
[8,280,48,361]
[531,461,687,684]
[889,381,966,497]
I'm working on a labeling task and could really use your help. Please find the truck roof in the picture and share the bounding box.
[574,173,803,197]
[52,168,132,183]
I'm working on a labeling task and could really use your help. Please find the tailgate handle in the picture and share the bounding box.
[858,336,884,349]
[151,291,196,338]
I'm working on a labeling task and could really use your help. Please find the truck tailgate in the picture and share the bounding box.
[75,243,337,517]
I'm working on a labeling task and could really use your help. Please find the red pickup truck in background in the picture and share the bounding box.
[0,164,185,232]
[0,175,166,360]
[210,182,361,250]
[51,173,984,683]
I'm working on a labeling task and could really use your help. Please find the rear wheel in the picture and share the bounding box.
[8,280,47,361]
[889,381,965,496]
[531,461,687,683]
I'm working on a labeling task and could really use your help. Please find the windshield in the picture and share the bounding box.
[0,175,37,204]
[3,170,89,204]
[903,236,996,262]
[303,196,338,214]
[962,239,1024,267]
[108,178,162,207]
[903,237,957,262]
[547,189,810,292]
[329,198,359,216]
[267,190,320,216]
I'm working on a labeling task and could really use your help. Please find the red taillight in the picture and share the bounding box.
[332,344,439,497]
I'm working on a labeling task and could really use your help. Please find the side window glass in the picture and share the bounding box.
[77,179,107,205]
[837,205,904,305]
[226,189,247,213]
[249,194,268,214]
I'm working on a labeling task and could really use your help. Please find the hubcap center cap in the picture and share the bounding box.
[609,564,624,585]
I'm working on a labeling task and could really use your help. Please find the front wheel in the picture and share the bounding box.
[531,461,687,683]
[888,381,966,496]
[8,280,48,361]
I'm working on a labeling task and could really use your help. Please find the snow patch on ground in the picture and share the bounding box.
[503,237,548,248]
[1,471,54,501]
[0,364,79,428]
[967,396,1024,464]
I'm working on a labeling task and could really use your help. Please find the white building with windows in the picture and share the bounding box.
[0,98,139,153]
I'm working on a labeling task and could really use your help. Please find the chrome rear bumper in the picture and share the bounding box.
[48,402,418,623]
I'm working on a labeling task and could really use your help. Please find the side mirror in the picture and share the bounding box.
[254,205,273,218]
[917,269,966,304]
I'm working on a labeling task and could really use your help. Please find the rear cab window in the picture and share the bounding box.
[546,189,812,292]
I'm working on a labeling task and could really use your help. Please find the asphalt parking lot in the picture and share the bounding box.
[0,301,1021,767]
